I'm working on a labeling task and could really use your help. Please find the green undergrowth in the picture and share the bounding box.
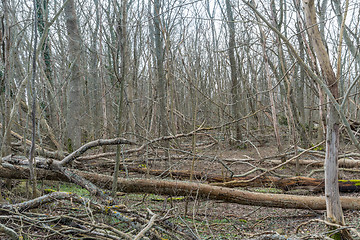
[41,181,90,197]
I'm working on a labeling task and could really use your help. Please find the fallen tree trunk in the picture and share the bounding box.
[210,176,360,193]
[2,164,360,210]
[4,155,360,193]
[115,166,360,193]
[267,158,360,168]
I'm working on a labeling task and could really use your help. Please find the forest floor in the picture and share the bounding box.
[78,138,360,239]
[3,135,360,239]
[121,143,360,239]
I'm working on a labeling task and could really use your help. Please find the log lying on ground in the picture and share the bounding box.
[267,158,360,168]
[4,155,360,193]
[123,167,216,180]
[2,164,360,210]
[117,166,360,193]
[210,176,360,193]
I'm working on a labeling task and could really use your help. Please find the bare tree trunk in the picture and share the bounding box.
[29,0,39,198]
[294,1,306,131]
[98,18,108,152]
[303,2,349,238]
[254,2,282,154]
[0,0,12,158]
[64,0,84,151]
[318,83,326,141]
[154,0,167,137]
[153,0,170,167]
[89,0,100,140]
[112,0,129,197]
[36,0,56,131]
[225,0,243,145]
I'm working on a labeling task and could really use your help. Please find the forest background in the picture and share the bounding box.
[0,0,360,239]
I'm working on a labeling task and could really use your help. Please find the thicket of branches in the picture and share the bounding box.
[1,0,359,150]
[1,0,360,239]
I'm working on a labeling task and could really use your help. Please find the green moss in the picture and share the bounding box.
[67,138,73,153]
[212,218,229,224]
[151,196,185,202]
[59,183,90,196]
[278,115,288,126]
[310,143,324,151]
[338,179,360,186]
[42,183,89,197]
[252,187,282,193]
[330,232,342,240]
[12,181,28,194]
[43,188,57,194]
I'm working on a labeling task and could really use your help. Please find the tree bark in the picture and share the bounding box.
[0,0,12,158]
[64,0,84,151]
[254,1,282,154]
[29,0,39,198]
[153,0,170,168]
[89,0,100,140]
[268,158,360,169]
[105,166,360,193]
[113,0,129,197]
[153,0,167,137]
[225,0,242,143]
[303,0,345,230]
[3,164,360,210]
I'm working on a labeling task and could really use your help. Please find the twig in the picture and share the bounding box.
[214,156,234,177]
[59,167,113,202]
[307,168,360,177]
[0,192,77,213]
[0,223,19,240]
[236,141,325,184]
[59,138,136,167]
[296,218,360,238]
[134,211,157,240]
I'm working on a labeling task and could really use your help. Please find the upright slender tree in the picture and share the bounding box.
[89,0,100,139]
[0,0,11,158]
[29,0,39,198]
[303,1,352,238]
[112,0,129,197]
[154,0,167,137]
[225,0,243,145]
[64,0,84,150]
[153,0,170,167]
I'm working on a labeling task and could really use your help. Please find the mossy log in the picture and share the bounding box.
[120,166,360,193]
[2,164,360,210]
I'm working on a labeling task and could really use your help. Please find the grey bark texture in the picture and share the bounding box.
[303,2,349,238]
[225,0,242,143]
[64,0,84,150]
